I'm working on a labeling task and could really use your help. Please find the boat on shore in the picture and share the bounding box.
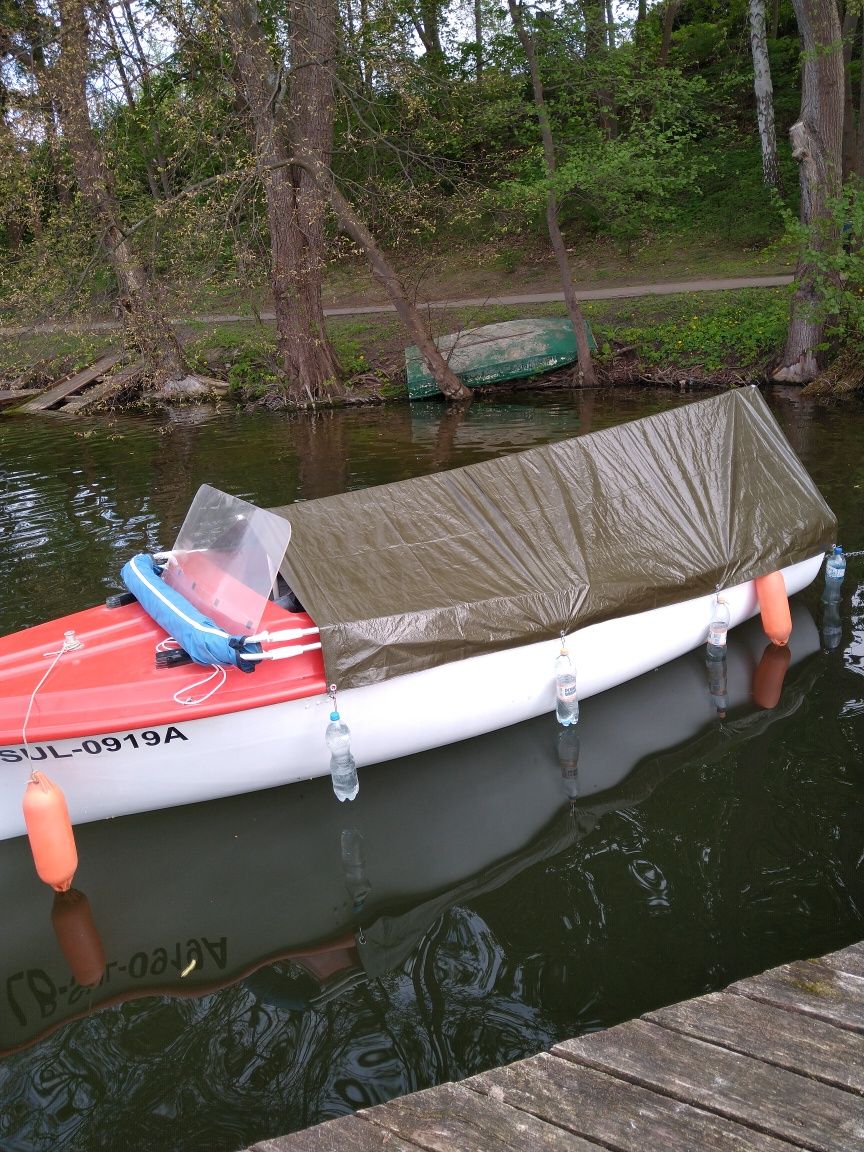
[405,317,597,399]
[0,603,823,1057]
[0,389,835,838]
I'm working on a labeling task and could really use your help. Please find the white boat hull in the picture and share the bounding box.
[0,554,823,840]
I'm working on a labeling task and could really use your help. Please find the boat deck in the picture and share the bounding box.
[0,599,326,745]
[248,940,864,1151]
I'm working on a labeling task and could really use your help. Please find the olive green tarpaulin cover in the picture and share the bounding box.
[272,389,835,690]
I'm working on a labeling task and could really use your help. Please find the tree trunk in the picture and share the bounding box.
[749,0,782,189]
[475,0,483,79]
[581,0,607,56]
[508,0,597,386]
[412,0,445,62]
[221,0,343,405]
[858,29,864,179]
[581,0,616,136]
[773,0,844,384]
[291,152,471,401]
[840,11,859,179]
[285,0,345,399]
[51,0,186,383]
[660,0,682,65]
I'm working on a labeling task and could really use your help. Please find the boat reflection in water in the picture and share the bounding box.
[0,604,821,1063]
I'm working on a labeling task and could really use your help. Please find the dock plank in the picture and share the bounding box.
[364,1080,600,1151]
[17,352,122,412]
[61,360,144,413]
[250,1114,420,1151]
[553,1018,864,1152]
[0,389,40,409]
[646,990,864,1094]
[468,1052,801,1152]
[818,942,864,978]
[731,959,864,1033]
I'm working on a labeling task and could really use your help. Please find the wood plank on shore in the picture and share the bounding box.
[730,959,864,1033]
[363,1080,602,1152]
[60,360,144,413]
[467,1052,802,1152]
[0,389,40,408]
[646,990,864,1094]
[553,1017,864,1152]
[16,352,122,412]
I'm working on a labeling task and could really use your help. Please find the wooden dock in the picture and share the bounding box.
[249,940,864,1151]
[14,351,122,413]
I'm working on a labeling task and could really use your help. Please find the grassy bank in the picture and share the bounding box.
[182,286,794,401]
[0,283,793,404]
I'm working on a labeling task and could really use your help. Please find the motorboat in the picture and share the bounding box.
[0,388,835,838]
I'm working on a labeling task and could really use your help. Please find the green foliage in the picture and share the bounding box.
[495,65,717,250]
[675,143,797,248]
[614,289,791,370]
[781,182,864,344]
[0,0,812,382]
[184,328,279,395]
[331,332,370,376]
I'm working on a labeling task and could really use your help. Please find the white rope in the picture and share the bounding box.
[22,631,82,763]
[156,636,227,706]
[172,664,227,706]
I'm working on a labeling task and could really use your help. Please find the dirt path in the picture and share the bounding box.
[0,275,793,335]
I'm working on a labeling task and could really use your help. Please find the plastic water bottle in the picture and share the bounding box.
[555,646,579,726]
[325,710,359,802]
[706,596,730,660]
[825,545,846,585]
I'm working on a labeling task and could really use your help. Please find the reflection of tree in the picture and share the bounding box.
[431,402,470,471]
[293,411,348,500]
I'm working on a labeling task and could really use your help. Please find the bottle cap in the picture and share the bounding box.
[330,710,340,721]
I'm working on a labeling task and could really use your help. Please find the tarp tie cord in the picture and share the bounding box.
[156,638,227,706]
[22,630,83,760]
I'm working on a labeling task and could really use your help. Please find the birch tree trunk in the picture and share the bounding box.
[508,0,597,386]
[773,0,844,384]
[749,0,781,189]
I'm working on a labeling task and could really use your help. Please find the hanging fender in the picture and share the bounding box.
[755,571,792,646]
[23,772,78,892]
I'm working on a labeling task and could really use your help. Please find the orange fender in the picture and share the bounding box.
[755,571,792,646]
[752,642,792,709]
[51,890,106,987]
[23,772,78,892]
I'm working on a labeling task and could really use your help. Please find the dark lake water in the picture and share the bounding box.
[1,387,863,1152]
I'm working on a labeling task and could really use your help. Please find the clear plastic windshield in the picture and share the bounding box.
[161,485,292,635]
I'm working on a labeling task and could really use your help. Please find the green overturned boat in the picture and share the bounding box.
[405,316,596,400]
